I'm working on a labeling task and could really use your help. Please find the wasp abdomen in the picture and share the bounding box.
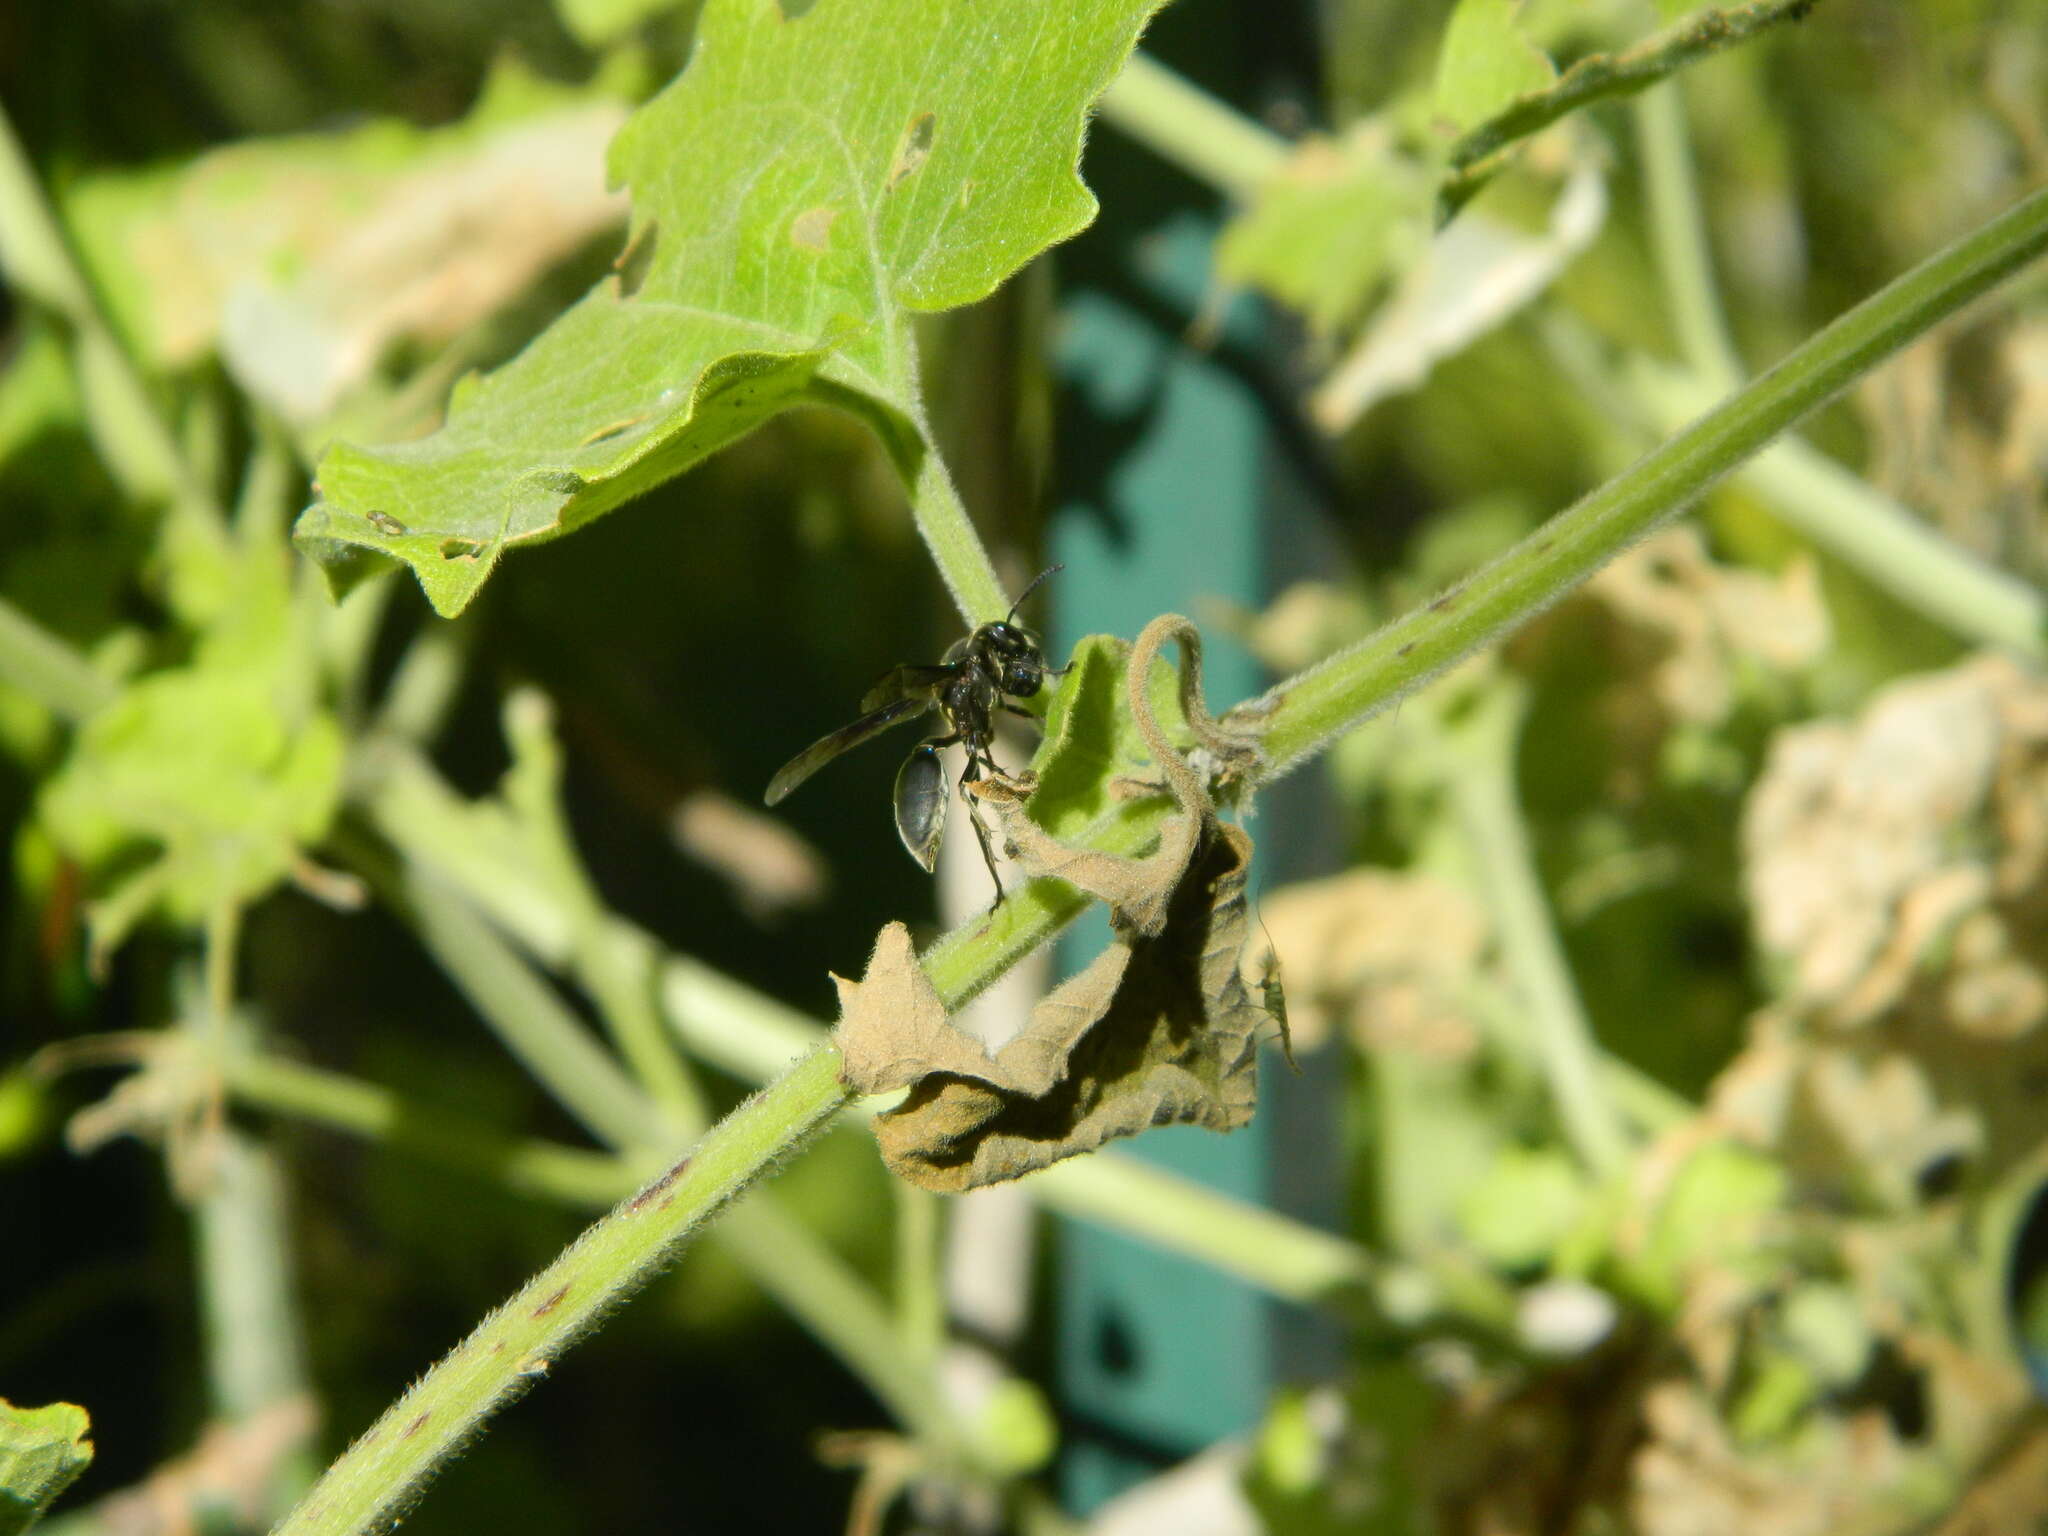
[893,744,949,872]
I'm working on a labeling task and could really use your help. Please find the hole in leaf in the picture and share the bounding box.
[888,112,936,190]
[613,220,658,299]
[438,538,482,561]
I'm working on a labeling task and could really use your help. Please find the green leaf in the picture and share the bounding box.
[0,1398,93,1536]
[40,669,344,954]
[1434,0,1556,135]
[1457,1144,1590,1269]
[1027,634,1143,839]
[1622,1140,1788,1309]
[299,0,1165,617]
[37,543,343,960]
[1215,124,1434,337]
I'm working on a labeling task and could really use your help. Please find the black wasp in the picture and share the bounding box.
[765,567,1063,900]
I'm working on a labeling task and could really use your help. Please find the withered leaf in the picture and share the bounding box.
[835,615,1282,1192]
[833,922,973,1095]
[973,776,1198,938]
[870,823,1269,1192]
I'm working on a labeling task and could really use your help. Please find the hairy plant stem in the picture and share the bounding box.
[1251,183,2048,773]
[1625,81,2045,657]
[357,738,1386,1312]
[1440,0,1821,213]
[270,1046,852,1536]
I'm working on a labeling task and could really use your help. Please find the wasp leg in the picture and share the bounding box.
[956,753,1007,904]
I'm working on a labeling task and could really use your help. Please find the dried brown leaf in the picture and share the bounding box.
[870,823,1268,1192]
[1744,656,2048,1032]
[834,922,975,1096]
[974,776,1198,938]
[1629,1379,1914,1536]
[837,616,1280,1192]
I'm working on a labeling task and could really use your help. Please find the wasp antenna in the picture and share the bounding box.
[1005,563,1064,624]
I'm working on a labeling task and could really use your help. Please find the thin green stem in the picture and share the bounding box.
[1440,0,1819,210]
[205,897,241,1034]
[234,427,300,549]
[502,691,702,1124]
[1252,183,2048,773]
[894,1184,945,1376]
[192,1129,315,1428]
[1096,51,1290,201]
[906,427,1010,627]
[1461,977,1695,1134]
[0,596,117,720]
[1630,361,2048,658]
[1624,83,2041,652]
[367,624,469,747]
[270,1046,852,1536]
[1021,1150,1371,1308]
[721,1199,954,1449]
[337,824,662,1153]
[401,861,663,1151]
[1634,81,1743,389]
[222,1049,636,1207]
[191,903,315,1520]
[1434,688,1629,1178]
[1539,306,2048,658]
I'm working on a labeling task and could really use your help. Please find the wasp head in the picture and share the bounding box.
[974,621,1046,697]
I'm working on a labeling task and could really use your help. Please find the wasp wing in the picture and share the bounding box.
[765,695,935,806]
[859,664,957,714]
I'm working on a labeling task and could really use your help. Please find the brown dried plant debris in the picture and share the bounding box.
[1253,868,1489,1058]
[1504,524,1828,806]
[1628,1377,1920,1536]
[832,616,1283,1192]
[669,788,827,920]
[1743,654,2048,1038]
[1589,527,1830,730]
[1858,317,2048,588]
[836,825,1270,1193]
